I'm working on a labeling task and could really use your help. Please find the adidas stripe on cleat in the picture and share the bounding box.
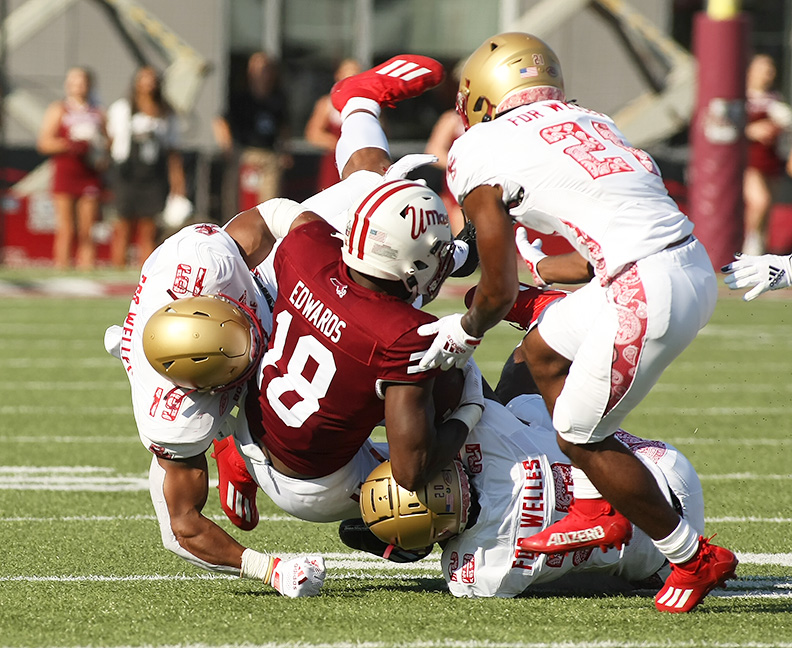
[331,54,445,113]
[654,536,738,613]
[211,437,259,531]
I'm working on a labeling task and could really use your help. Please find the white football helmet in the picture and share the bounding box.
[360,460,471,550]
[342,179,455,302]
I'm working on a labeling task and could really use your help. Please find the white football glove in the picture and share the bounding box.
[240,549,326,598]
[446,360,485,432]
[721,253,792,301]
[515,228,549,287]
[270,555,326,598]
[417,313,482,371]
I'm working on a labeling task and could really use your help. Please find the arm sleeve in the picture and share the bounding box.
[147,456,239,574]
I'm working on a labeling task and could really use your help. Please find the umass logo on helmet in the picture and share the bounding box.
[399,203,449,240]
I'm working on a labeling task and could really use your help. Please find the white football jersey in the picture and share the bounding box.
[105,223,275,459]
[441,396,702,598]
[446,101,694,281]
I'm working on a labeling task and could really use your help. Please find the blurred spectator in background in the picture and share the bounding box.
[107,66,186,268]
[743,53,792,256]
[213,52,291,211]
[424,61,465,234]
[304,58,362,191]
[37,67,107,270]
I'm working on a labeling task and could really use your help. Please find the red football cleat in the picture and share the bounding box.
[331,54,445,112]
[465,283,566,330]
[655,536,738,613]
[211,436,259,531]
[518,498,633,554]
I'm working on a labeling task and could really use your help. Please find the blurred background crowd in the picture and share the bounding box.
[1,0,791,270]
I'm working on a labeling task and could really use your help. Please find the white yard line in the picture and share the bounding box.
[0,406,131,415]
[0,382,129,390]
[2,514,791,524]
[3,643,792,648]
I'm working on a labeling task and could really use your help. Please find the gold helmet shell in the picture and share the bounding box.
[360,460,470,550]
[456,32,565,129]
[142,295,263,392]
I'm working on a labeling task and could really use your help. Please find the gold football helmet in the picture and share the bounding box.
[456,32,565,129]
[142,295,264,392]
[360,460,470,550]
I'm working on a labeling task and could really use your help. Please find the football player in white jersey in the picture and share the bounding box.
[722,251,792,300]
[408,33,736,612]
[103,53,482,594]
[361,386,708,601]
[104,218,327,598]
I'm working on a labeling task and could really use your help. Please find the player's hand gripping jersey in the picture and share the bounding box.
[447,101,694,283]
[246,219,441,476]
[105,223,276,459]
[442,396,704,598]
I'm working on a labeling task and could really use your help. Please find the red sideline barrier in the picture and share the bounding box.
[1,191,112,266]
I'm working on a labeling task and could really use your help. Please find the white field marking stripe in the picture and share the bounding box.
[2,434,788,447]
[0,574,235,583]
[699,324,792,338]
[0,381,128,390]
[0,476,151,491]
[0,405,130,415]
[0,514,298,523]
[2,643,792,648]
[736,553,792,566]
[2,473,789,492]
[673,361,791,372]
[663,437,791,446]
[708,516,792,523]
[651,382,792,393]
[4,514,791,526]
[699,473,792,480]
[0,474,219,492]
[0,340,98,348]
[0,436,137,443]
[0,466,114,473]
[641,406,790,415]
[3,358,112,368]
[2,644,792,648]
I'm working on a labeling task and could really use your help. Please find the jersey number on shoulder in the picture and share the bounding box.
[263,310,337,427]
[539,121,659,178]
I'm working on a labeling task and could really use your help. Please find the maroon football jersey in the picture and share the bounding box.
[246,220,440,475]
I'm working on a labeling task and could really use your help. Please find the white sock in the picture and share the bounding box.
[652,517,700,564]
[571,466,602,499]
[335,107,389,176]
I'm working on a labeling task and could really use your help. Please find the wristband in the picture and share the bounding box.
[447,403,483,432]
[240,548,275,582]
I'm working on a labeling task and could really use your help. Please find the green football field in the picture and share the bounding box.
[1,269,790,648]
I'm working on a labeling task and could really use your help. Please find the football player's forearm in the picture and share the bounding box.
[536,253,593,285]
[463,283,516,338]
[170,513,245,569]
[391,419,468,492]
